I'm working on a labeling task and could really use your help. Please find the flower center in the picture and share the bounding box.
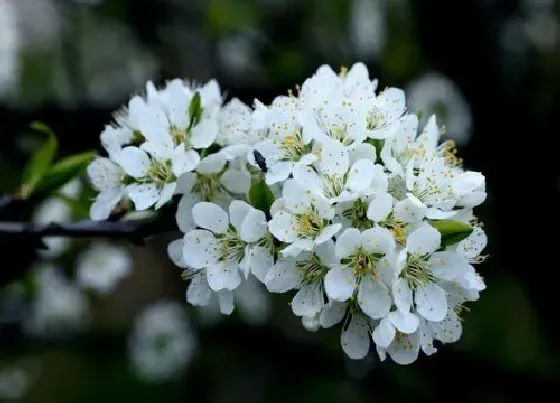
[401,254,435,289]
[344,247,382,279]
[328,125,354,146]
[295,207,325,238]
[321,174,345,198]
[192,173,224,201]
[297,254,329,284]
[342,199,372,230]
[439,140,463,168]
[171,125,191,147]
[215,228,246,263]
[144,160,176,186]
[366,106,385,130]
[279,129,311,162]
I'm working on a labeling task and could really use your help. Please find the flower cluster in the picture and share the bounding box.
[89,63,488,365]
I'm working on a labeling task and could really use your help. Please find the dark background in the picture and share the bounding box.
[1,0,559,402]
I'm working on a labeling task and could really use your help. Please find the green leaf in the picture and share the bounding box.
[189,91,203,128]
[20,121,59,199]
[248,180,275,214]
[35,151,97,195]
[430,219,473,248]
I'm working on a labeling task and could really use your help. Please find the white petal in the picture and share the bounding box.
[394,194,427,223]
[324,266,356,301]
[372,317,396,348]
[315,240,338,266]
[432,309,462,343]
[349,143,376,165]
[207,261,241,291]
[358,277,391,319]
[379,87,406,121]
[196,153,227,174]
[301,314,321,332]
[406,225,441,255]
[191,117,218,148]
[268,211,298,242]
[90,189,121,220]
[87,157,122,190]
[360,227,396,254]
[175,172,195,194]
[457,226,487,259]
[393,277,413,313]
[172,148,200,176]
[315,223,342,244]
[366,193,393,223]
[429,251,471,281]
[167,239,187,268]
[335,228,361,258]
[246,245,274,283]
[220,167,251,194]
[118,146,151,177]
[415,284,447,322]
[126,183,159,210]
[292,282,324,317]
[182,230,219,269]
[187,272,212,306]
[346,159,375,192]
[388,311,419,334]
[265,161,293,185]
[292,164,324,196]
[228,200,252,232]
[318,140,349,176]
[175,193,200,233]
[154,182,176,209]
[218,290,235,315]
[319,301,347,328]
[192,202,229,233]
[239,209,268,242]
[341,314,371,360]
[264,258,302,293]
[387,331,420,365]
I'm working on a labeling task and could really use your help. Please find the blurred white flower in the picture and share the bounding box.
[33,197,72,258]
[76,242,132,295]
[350,0,386,59]
[0,366,30,400]
[12,0,62,51]
[0,0,20,96]
[128,301,195,383]
[24,263,89,337]
[406,73,472,146]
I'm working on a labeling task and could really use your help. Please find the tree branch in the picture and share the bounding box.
[0,198,180,246]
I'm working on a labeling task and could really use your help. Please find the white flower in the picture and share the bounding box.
[265,240,337,317]
[268,179,341,256]
[293,156,377,203]
[87,157,125,220]
[217,98,266,148]
[324,227,395,319]
[128,301,195,382]
[174,153,250,232]
[392,225,473,322]
[33,197,72,257]
[0,0,19,96]
[181,201,268,292]
[76,242,133,295]
[406,73,472,146]
[254,96,316,185]
[0,366,30,400]
[24,264,89,337]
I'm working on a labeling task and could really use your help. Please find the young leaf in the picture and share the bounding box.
[20,122,59,199]
[189,91,203,128]
[249,180,275,215]
[430,219,473,248]
[35,151,97,195]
